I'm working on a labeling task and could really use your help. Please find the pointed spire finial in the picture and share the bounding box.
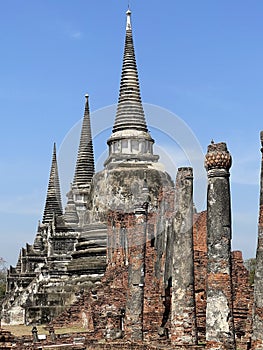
[73,94,95,186]
[42,143,63,224]
[126,8,132,30]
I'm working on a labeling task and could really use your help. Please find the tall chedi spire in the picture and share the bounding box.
[113,9,147,133]
[73,94,95,186]
[105,9,158,166]
[67,94,95,227]
[252,131,263,349]
[42,143,63,224]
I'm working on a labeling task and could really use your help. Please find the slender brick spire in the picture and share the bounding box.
[73,94,95,186]
[112,9,148,133]
[42,143,63,224]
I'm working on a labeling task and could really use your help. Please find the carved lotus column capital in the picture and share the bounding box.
[205,142,232,177]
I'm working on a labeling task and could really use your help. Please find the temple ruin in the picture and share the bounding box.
[1,9,262,350]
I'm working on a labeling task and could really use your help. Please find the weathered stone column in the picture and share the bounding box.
[205,142,236,350]
[252,131,263,349]
[171,167,198,345]
[125,207,147,341]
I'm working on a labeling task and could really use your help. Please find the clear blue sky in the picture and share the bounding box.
[0,0,262,266]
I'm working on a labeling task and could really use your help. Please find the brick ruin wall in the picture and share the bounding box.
[51,209,253,348]
[193,211,207,342]
[193,211,254,349]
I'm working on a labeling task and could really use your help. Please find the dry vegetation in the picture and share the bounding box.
[2,324,86,337]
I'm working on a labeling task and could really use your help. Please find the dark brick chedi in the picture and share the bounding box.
[252,131,263,349]
[171,167,197,345]
[1,96,98,326]
[66,94,107,280]
[205,142,235,349]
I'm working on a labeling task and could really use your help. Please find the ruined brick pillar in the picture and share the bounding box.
[107,212,129,266]
[205,142,236,350]
[125,208,147,341]
[171,167,198,345]
[252,131,263,349]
